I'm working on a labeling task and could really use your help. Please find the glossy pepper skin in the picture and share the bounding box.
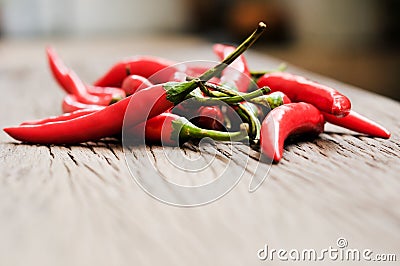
[86,86,126,101]
[260,102,325,162]
[47,47,125,105]
[121,75,153,95]
[6,83,268,144]
[20,109,101,126]
[190,106,225,131]
[4,83,191,144]
[130,113,247,146]
[257,72,351,117]
[323,110,390,138]
[93,56,178,87]
[62,94,105,113]
[171,104,224,131]
[47,46,69,90]
[4,22,267,145]
[213,44,251,93]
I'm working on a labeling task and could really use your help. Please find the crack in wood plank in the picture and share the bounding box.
[83,163,106,183]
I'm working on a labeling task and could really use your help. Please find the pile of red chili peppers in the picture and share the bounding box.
[4,22,391,163]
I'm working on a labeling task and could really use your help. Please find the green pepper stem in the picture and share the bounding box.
[204,83,284,109]
[235,103,261,142]
[251,94,284,109]
[198,22,267,82]
[204,82,239,97]
[195,79,235,98]
[219,86,270,104]
[188,86,270,106]
[165,22,267,105]
[178,121,249,142]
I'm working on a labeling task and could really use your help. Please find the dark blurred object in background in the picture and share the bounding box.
[0,0,399,100]
[226,1,292,44]
[186,0,400,101]
[186,0,292,44]
[379,0,400,48]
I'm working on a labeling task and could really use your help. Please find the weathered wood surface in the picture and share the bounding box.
[0,36,399,266]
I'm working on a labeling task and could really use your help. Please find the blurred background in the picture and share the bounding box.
[0,0,399,100]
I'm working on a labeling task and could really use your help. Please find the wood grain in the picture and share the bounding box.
[0,36,399,266]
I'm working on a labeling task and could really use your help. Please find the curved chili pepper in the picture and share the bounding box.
[47,47,125,104]
[62,94,105,113]
[257,72,351,117]
[20,109,101,126]
[93,56,178,87]
[171,104,224,130]
[47,46,70,90]
[260,102,325,162]
[213,44,251,93]
[121,75,153,95]
[130,113,247,146]
[6,82,267,144]
[64,71,116,105]
[4,22,267,144]
[85,86,125,104]
[190,106,225,131]
[323,111,390,138]
[4,86,171,144]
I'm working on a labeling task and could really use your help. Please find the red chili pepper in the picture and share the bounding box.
[47,47,125,104]
[4,22,267,144]
[130,113,247,146]
[323,110,390,138]
[260,102,325,162]
[20,109,101,126]
[190,106,225,131]
[47,46,70,90]
[3,85,169,144]
[93,56,178,87]
[64,71,119,105]
[121,74,153,95]
[86,86,125,100]
[5,81,262,144]
[62,94,105,113]
[213,44,252,93]
[257,72,351,117]
[171,104,224,130]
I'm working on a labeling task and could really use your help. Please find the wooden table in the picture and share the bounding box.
[1,36,399,266]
